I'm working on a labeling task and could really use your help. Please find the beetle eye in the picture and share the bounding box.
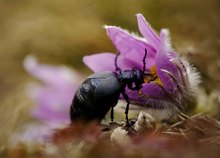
[81,84,90,93]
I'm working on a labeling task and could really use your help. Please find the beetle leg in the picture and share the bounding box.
[142,48,148,72]
[111,105,114,122]
[128,82,142,90]
[148,75,158,83]
[139,89,143,95]
[121,91,130,124]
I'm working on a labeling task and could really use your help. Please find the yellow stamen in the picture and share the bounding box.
[144,65,163,86]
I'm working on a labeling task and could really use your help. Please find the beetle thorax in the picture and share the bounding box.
[118,68,144,85]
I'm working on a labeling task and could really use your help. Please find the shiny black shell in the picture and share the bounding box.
[70,71,121,122]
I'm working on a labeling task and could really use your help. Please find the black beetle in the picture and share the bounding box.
[70,49,156,123]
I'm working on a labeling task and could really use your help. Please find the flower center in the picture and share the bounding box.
[144,66,163,86]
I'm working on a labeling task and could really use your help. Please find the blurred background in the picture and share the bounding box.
[0,0,219,145]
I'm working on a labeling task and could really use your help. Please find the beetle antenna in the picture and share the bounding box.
[143,49,158,82]
[143,49,148,72]
[115,53,122,71]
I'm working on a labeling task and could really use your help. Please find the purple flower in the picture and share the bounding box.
[12,56,84,144]
[83,14,200,118]
[24,55,84,127]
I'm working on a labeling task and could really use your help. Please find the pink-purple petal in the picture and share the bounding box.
[155,30,182,93]
[136,14,160,48]
[83,53,116,72]
[24,55,81,87]
[106,26,148,54]
[24,56,84,127]
[30,85,74,125]
[105,26,158,70]
[127,83,171,103]
[123,50,155,70]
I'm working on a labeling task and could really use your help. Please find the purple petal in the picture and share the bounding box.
[136,14,160,49]
[31,85,73,125]
[83,53,116,72]
[24,56,84,126]
[126,83,178,111]
[105,26,157,69]
[127,83,170,102]
[24,55,83,87]
[155,30,181,93]
[123,50,155,70]
[141,83,170,98]
[83,52,148,72]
